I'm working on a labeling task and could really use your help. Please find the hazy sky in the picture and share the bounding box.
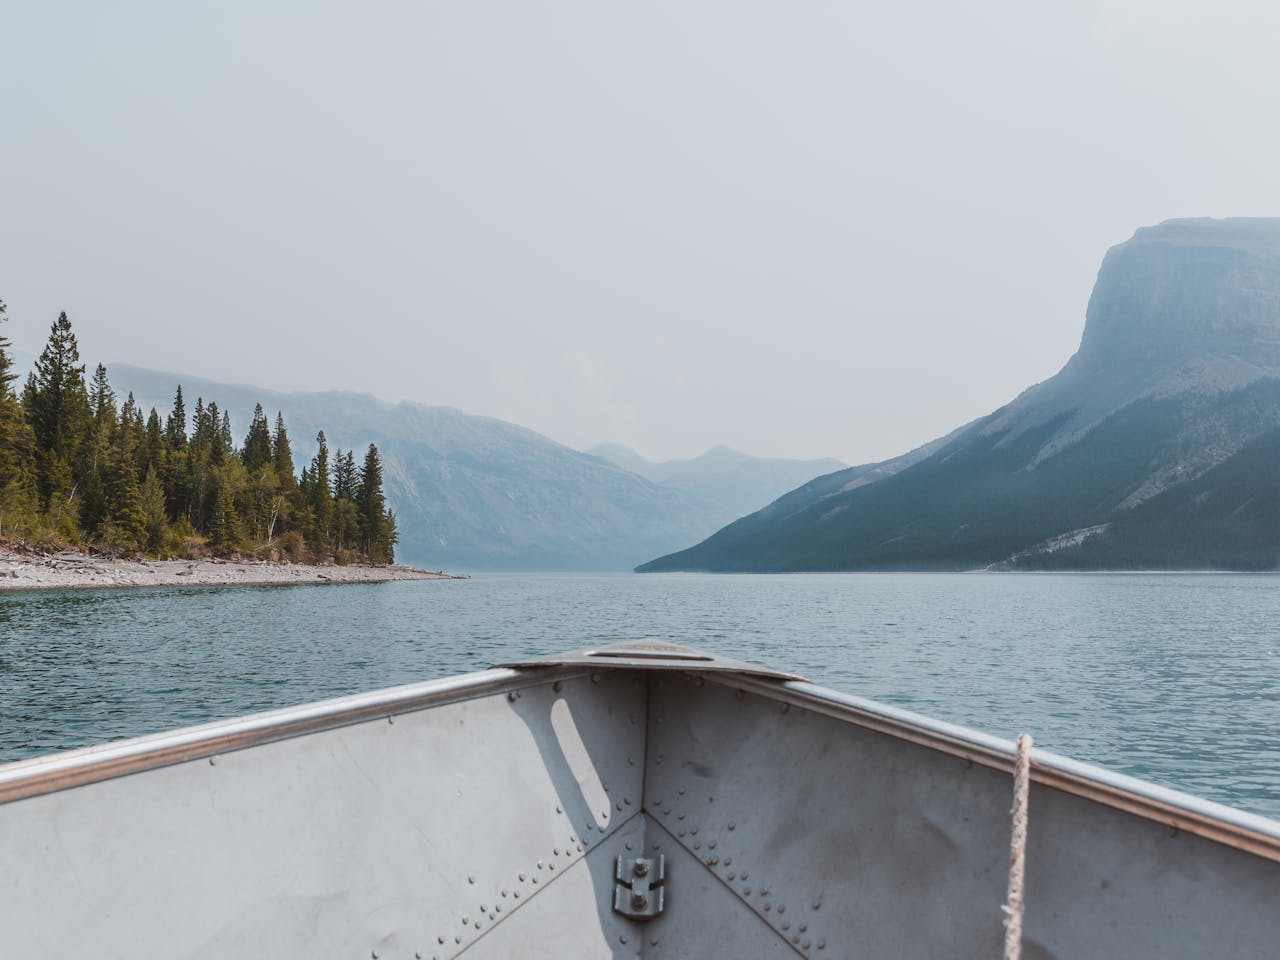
[4,1,1280,465]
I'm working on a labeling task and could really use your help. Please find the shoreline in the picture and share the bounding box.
[0,552,465,593]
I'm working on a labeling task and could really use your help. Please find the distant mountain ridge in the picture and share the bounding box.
[587,443,846,526]
[639,218,1280,572]
[109,366,845,571]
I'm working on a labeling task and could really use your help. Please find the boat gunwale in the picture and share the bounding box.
[716,673,1280,864]
[0,665,589,805]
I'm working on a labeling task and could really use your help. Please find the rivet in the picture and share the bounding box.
[799,923,807,933]
[416,953,422,959]
[656,716,664,724]
[519,874,526,881]
[454,936,461,944]
[818,941,826,950]
[549,862,555,870]
[724,857,732,865]
[501,890,508,898]
[791,934,800,944]
[537,860,544,869]
[591,674,601,684]
[693,841,701,850]
[627,757,635,766]
[495,905,502,913]
[507,691,518,702]
[678,829,686,837]
[778,904,785,914]
[735,689,745,700]
[532,877,539,884]
[468,875,475,884]
[462,915,470,925]
[488,913,494,920]
[677,813,685,821]
[372,951,378,958]
[474,922,480,929]
[744,886,752,895]
[678,787,686,795]
[782,922,790,931]
[624,842,632,851]
[616,802,622,811]
[728,822,736,830]
[556,805,562,814]
[514,891,520,899]
[764,904,772,912]
[620,934,629,944]
[728,871,736,880]
[709,841,716,849]
[553,681,562,692]
[438,937,445,945]
[656,755,664,765]
[691,828,698,836]
[554,848,561,856]
[762,888,771,896]
[709,857,719,865]
[664,807,672,815]
[802,940,811,950]
[480,904,487,912]
[208,757,216,766]
[387,716,394,724]
[624,797,632,805]
[695,677,705,687]
[741,871,749,879]
[650,938,659,946]
[781,702,791,714]
[811,900,821,910]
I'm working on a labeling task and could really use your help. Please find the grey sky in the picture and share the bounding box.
[3,1,1279,465]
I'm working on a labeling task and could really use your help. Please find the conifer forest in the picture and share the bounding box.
[0,303,397,563]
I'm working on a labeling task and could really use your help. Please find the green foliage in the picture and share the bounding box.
[0,305,399,564]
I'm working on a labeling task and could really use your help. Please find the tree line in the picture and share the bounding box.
[0,304,396,563]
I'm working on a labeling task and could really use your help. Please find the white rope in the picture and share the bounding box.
[1002,733,1033,960]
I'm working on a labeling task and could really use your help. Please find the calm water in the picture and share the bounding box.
[2,573,1278,819]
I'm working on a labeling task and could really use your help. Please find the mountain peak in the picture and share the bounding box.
[1076,217,1280,368]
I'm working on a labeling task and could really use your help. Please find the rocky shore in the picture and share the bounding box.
[0,551,464,592]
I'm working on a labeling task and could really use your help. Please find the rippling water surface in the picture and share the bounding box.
[2,572,1278,818]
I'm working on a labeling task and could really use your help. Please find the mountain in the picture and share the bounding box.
[109,366,715,571]
[639,218,1280,572]
[586,443,847,527]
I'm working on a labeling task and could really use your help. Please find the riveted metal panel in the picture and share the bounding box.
[460,813,647,959]
[0,670,646,959]
[645,672,1280,959]
[644,815,801,959]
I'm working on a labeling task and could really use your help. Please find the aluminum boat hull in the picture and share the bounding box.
[2,641,1277,958]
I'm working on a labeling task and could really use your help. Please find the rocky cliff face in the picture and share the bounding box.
[640,218,1280,572]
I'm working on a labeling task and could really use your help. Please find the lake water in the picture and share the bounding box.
[2,572,1278,820]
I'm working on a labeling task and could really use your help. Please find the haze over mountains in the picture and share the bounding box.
[109,366,841,571]
[641,218,1280,572]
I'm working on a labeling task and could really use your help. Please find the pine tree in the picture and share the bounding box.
[0,301,41,537]
[308,431,333,548]
[139,463,167,552]
[24,311,92,509]
[357,443,396,562]
[207,481,241,554]
[164,385,188,451]
[271,412,296,489]
[242,403,272,473]
[89,363,116,425]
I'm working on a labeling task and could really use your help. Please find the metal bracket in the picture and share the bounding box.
[613,854,665,921]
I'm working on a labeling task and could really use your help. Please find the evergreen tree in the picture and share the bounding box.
[357,443,396,562]
[0,301,40,537]
[24,312,91,509]
[139,463,167,551]
[207,481,241,553]
[164,385,187,451]
[141,408,165,477]
[271,413,296,490]
[306,431,333,550]
[242,403,272,473]
[89,363,116,425]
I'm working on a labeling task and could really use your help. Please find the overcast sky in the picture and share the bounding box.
[3,1,1280,465]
